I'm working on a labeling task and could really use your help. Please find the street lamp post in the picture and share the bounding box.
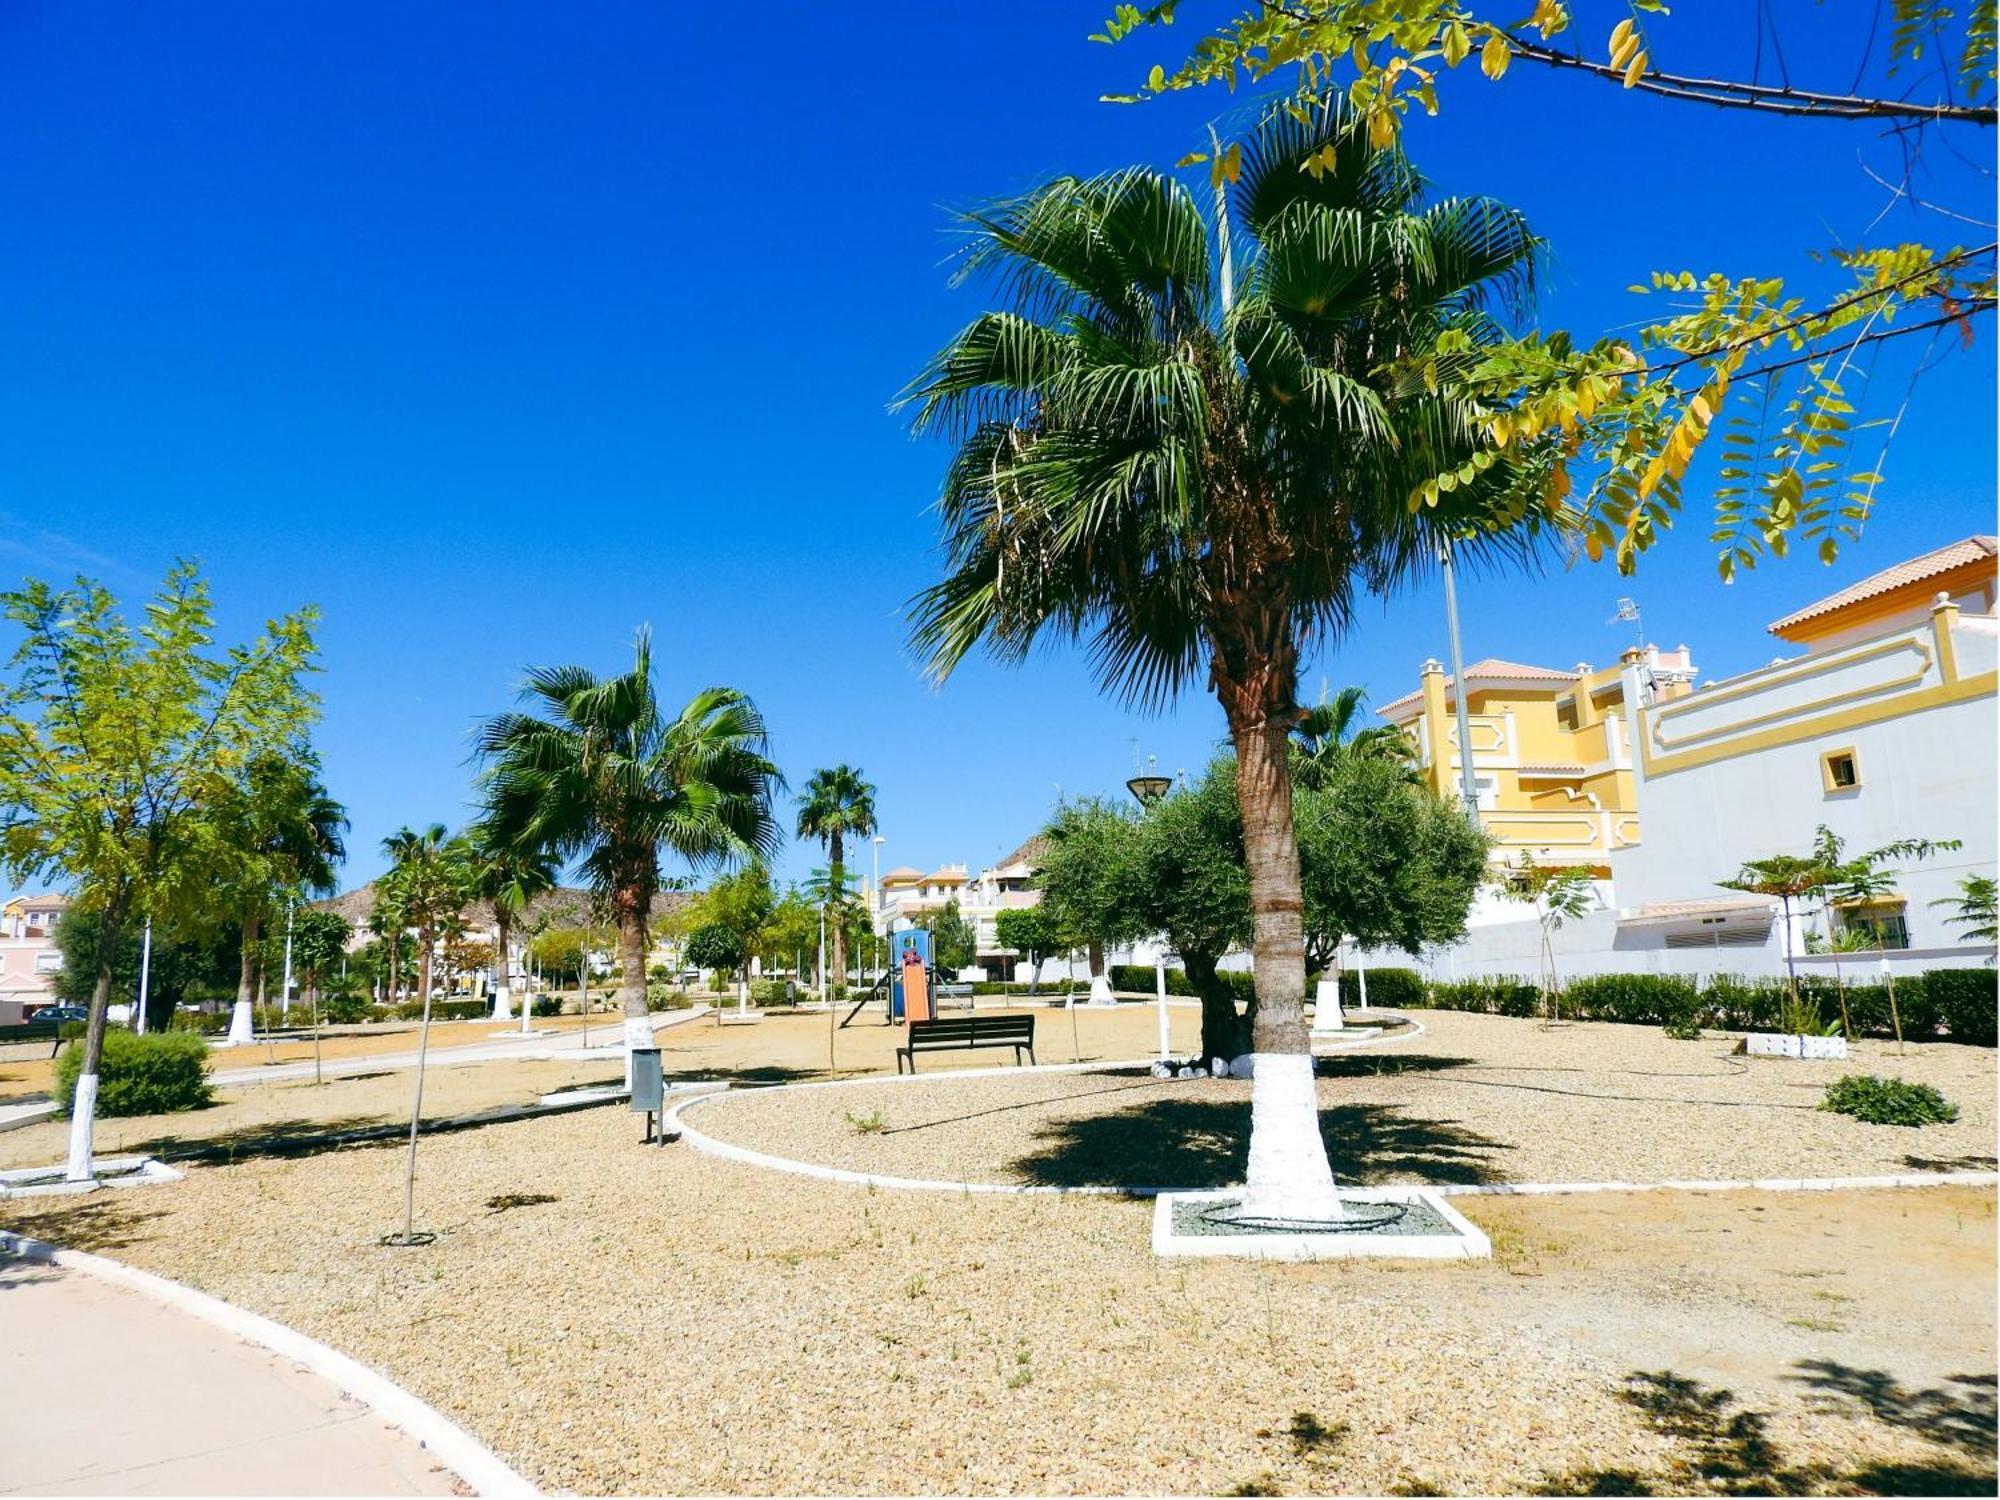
[1438,536,1484,829]
[134,916,153,1035]
[871,835,886,986]
[1126,761,1173,1059]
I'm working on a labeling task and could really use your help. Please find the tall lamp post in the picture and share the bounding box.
[1125,759,1174,1060]
[1438,536,1483,829]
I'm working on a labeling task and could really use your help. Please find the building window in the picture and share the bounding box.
[1841,907,1910,951]
[1820,747,1861,794]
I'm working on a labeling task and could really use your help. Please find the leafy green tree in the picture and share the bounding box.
[1719,852,1830,1004]
[758,886,819,984]
[1129,763,1252,1058]
[212,753,346,1043]
[54,911,237,1029]
[1296,753,1491,970]
[1815,826,1960,1050]
[290,907,352,1084]
[475,630,782,1059]
[466,821,558,1025]
[1108,4,1995,578]
[684,922,746,982]
[796,765,877,991]
[1933,874,1999,947]
[906,101,1549,1219]
[994,906,1060,983]
[0,564,319,1181]
[930,897,978,974]
[1291,685,1417,789]
[696,861,778,983]
[1494,853,1596,1022]
[1033,799,1145,990]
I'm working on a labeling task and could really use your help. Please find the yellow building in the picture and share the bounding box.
[1375,646,1698,872]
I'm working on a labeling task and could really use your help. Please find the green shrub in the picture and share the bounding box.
[57,1018,89,1041]
[530,993,563,1017]
[749,978,791,1005]
[53,1030,212,1118]
[1821,1074,1959,1127]
[318,992,371,1024]
[1564,974,1700,1026]
[1426,976,1540,1017]
[1336,967,1425,1010]
[1927,968,1998,1047]
[167,1008,230,1035]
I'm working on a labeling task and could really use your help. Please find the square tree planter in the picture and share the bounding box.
[1152,1186,1492,1262]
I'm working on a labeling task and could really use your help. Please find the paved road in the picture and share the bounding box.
[0,1259,463,1496]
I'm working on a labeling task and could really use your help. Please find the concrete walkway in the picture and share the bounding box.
[0,1259,462,1495]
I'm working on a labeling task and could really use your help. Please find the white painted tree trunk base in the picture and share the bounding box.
[64,1074,98,1183]
[1087,974,1117,1006]
[1310,978,1345,1034]
[1237,1052,1351,1224]
[490,984,513,1023]
[222,999,256,1046]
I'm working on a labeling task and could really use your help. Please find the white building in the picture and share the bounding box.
[0,893,69,1024]
[1392,536,1999,982]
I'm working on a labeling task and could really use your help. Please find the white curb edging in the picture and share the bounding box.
[1420,1170,2000,1199]
[0,1230,538,1498]
[0,1155,183,1199]
[1152,1186,1493,1261]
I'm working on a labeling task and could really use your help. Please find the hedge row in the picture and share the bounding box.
[1094,961,1995,1045]
[1367,966,1995,1045]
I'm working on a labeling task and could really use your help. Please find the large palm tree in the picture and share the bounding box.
[379,823,473,1011]
[795,764,877,993]
[217,754,347,1044]
[474,629,783,1064]
[466,821,559,1027]
[903,99,1555,1224]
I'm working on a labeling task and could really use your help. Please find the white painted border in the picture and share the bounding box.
[0,1229,537,1498]
[1151,1187,1493,1261]
[0,1154,182,1200]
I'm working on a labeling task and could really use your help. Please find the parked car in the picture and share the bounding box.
[29,1004,88,1025]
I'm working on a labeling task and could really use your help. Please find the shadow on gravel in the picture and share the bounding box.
[1007,1091,1508,1188]
[0,1196,169,1255]
[1899,1153,1998,1173]
[1532,1368,1997,1496]
[1791,1361,1996,1459]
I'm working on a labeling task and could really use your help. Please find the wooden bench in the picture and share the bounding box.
[896,1014,1036,1073]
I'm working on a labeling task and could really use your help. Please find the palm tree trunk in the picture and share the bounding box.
[490,916,513,1021]
[829,832,848,996]
[615,885,652,1079]
[65,891,129,1182]
[227,912,261,1046]
[1228,708,1344,1224]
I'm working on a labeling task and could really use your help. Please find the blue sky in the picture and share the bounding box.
[2,2,1993,894]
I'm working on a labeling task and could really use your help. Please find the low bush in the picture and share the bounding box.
[1821,1073,1959,1127]
[390,997,487,1021]
[167,1008,230,1036]
[318,992,372,1024]
[1335,967,1425,1011]
[1425,976,1541,1017]
[1563,974,1700,1027]
[54,1030,212,1117]
[530,993,563,1017]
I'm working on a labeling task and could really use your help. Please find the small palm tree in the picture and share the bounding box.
[1292,685,1417,789]
[216,754,347,1043]
[796,765,877,995]
[466,822,558,1027]
[475,629,783,1062]
[904,98,1554,1222]
[1932,874,1998,948]
[1816,827,1960,1051]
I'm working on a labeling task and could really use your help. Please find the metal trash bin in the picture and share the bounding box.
[629,1046,665,1143]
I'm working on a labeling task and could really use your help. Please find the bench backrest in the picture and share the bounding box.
[906,1014,1034,1045]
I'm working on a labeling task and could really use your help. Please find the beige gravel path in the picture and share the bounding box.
[1,1081,1990,1494]
[688,1010,1998,1188]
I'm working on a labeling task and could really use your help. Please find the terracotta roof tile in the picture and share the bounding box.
[1768,535,1997,636]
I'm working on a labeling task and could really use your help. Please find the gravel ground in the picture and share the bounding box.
[1,1100,1988,1496]
[688,1010,1999,1188]
[0,1056,625,1170]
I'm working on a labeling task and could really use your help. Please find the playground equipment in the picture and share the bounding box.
[838,927,954,1028]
